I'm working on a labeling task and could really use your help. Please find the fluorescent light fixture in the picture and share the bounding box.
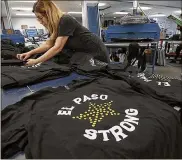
[149,14,166,17]
[174,10,181,14]
[13,1,36,2]
[16,13,35,16]
[98,3,106,7]
[68,12,82,14]
[12,7,32,11]
[114,12,129,15]
[130,7,152,10]
[114,17,116,18]
[79,2,106,7]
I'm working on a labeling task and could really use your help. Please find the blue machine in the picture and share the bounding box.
[25,29,38,37]
[1,29,25,44]
[104,23,161,42]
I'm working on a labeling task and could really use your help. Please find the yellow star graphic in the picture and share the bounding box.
[72,101,120,127]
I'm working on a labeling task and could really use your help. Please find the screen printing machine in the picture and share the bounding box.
[103,21,161,73]
[103,14,182,70]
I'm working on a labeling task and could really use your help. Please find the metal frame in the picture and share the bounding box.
[105,42,158,73]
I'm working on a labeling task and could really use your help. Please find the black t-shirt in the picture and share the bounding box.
[2,78,182,159]
[108,69,182,107]
[1,61,70,89]
[58,14,109,62]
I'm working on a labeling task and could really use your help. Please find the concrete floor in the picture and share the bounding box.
[153,60,182,79]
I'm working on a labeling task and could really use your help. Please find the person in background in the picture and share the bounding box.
[170,25,182,64]
[17,0,109,66]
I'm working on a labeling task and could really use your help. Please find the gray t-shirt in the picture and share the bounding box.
[58,14,109,62]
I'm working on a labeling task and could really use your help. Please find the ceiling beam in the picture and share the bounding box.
[114,0,181,9]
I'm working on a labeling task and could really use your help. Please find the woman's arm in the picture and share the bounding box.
[29,42,53,55]
[17,41,53,61]
[26,36,68,65]
[36,36,68,63]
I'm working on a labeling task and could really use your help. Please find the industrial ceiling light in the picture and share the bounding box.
[149,14,166,17]
[13,1,36,2]
[12,7,32,11]
[98,3,106,7]
[16,13,35,16]
[174,10,181,14]
[114,12,129,15]
[79,2,106,6]
[68,12,82,14]
[130,7,152,10]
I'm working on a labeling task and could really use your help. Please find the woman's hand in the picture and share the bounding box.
[26,59,39,66]
[16,52,32,61]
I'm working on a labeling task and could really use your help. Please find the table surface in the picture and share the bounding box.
[160,40,182,43]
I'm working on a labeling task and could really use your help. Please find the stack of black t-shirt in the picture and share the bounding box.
[2,78,182,159]
[1,39,21,60]
[1,61,70,89]
[1,39,31,60]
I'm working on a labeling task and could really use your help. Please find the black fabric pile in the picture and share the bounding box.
[1,39,31,60]
[1,61,70,89]
[1,39,21,60]
[2,78,182,159]
[1,42,182,159]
